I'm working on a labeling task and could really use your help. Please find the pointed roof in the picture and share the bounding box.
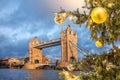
[67,25,71,31]
[32,36,39,42]
[34,36,38,39]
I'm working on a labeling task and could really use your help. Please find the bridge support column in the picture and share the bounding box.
[29,37,42,64]
[61,25,78,62]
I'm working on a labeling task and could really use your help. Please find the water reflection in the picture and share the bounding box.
[0,69,61,80]
[0,69,79,80]
[27,70,61,80]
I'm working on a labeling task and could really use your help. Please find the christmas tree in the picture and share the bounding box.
[54,0,120,48]
[54,0,120,80]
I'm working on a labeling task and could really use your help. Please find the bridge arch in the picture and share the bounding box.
[35,59,39,64]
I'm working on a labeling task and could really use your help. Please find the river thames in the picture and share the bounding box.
[0,69,62,80]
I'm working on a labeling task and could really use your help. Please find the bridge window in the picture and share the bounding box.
[70,57,76,63]
[35,60,39,64]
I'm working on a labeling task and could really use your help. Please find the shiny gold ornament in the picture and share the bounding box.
[95,40,103,47]
[54,12,67,24]
[91,7,108,24]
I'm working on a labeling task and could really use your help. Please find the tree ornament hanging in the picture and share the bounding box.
[95,40,103,47]
[54,12,67,24]
[91,7,108,24]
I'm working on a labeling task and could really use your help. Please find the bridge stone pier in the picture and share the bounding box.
[29,25,78,65]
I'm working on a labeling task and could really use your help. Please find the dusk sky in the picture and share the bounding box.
[0,0,119,61]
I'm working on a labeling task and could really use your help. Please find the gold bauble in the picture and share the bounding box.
[54,12,67,24]
[91,7,108,24]
[95,40,103,47]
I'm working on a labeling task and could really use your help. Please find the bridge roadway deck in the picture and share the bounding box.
[35,64,56,67]
[34,38,61,49]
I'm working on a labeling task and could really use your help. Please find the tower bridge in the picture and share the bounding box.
[29,25,78,65]
[29,25,89,67]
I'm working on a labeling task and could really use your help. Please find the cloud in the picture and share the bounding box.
[0,0,20,21]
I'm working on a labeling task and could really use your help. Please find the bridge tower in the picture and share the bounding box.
[29,37,42,64]
[61,25,78,62]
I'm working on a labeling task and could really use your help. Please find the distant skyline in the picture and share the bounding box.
[0,0,119,61]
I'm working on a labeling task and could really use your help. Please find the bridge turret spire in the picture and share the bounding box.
[67,25,71,31]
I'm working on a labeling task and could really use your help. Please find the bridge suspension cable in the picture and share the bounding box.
[69,40,91,57]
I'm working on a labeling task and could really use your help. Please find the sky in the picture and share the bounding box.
[0,0,119,61]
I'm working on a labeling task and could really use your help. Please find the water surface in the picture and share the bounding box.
[0,69,62,80]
